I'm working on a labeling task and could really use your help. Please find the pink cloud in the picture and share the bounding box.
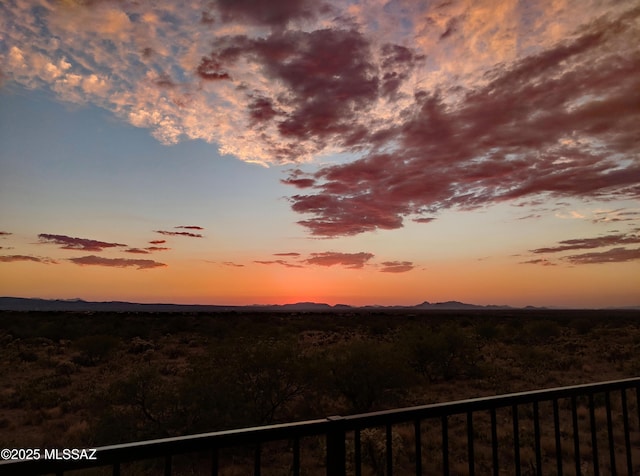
[303,251,374,269]
[380,261,415,273]
[0,255,56,264]
[68,255,166,270]
[282,9,640,236]
[38,233,127,251]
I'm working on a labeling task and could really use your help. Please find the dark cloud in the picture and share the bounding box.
[380,261,414,273]
[565,247,640,265]
[146,246,170,252]
[68,255,166,270]
[38,234,127,251]
[273,252,301,257]
[0,231,12,236]
[0,255,56,264]
[412,217,437,224]
[199,28,386,151]
[149,240,166,244]
[303,251,374,269]
[531,233,640,254]
[282,9,640,236]
[124,248,150,254]
[175,225,205,230]
[155,230,204,238]
[213,0,326,27]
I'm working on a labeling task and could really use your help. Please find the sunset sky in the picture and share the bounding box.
[1,0,638,308]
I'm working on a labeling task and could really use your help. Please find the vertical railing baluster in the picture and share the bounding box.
[254,443,261,476]
[414,419,422,476]
[533,402,542,476]
[553,398,563,476]
[621,389,632,475]
[113,462,121,476]
[164,455,172,476]
[442,415,449,476]
[589,393,600,476]
[467,412,475,476]
[490,408,499,476]
[386,423,393,476]
[605,391,616,475]
[326,416,346,476]
[211,448,218,476]
[293,437,300,476]
[355,429,362,476]
[571,396,581,476]
[513,405,521,476]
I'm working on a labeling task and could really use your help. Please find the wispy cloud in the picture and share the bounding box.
[68,255,166,270]
[273,252,301,257]
[155,230,203,238]
[565,247,640,265]
[146,246,170,252]
[520,258,556,266]
[124,248,150,254]
[38,233,126,251]
[254,259,304,268]
[149,240,166,244]
[0,254,57,264]
[380,261,414,273]
[531,233,640,254]
[0,231,12,236]
[176,225,204,230]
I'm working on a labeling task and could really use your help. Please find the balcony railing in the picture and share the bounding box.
[2,377,639,475]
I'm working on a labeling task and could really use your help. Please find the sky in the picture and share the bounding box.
[0,0,639,308]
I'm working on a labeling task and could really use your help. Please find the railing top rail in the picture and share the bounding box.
[2,377,639,474]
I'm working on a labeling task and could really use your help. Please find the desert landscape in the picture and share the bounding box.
[1,308,639,474]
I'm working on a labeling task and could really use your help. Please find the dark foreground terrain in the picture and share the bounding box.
[1,309,639,474]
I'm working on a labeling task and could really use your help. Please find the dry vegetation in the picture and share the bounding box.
[1,309,639,475]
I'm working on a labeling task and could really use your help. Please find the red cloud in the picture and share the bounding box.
[155,230,203,238]
[303,252,374,269]
[380,261,415,273]
[531,233,640,254]
[149,240,166,244]
[281,9,640,236]
[564,247,640,265]
[0,255,56,264]
[38,234,127,251]
[68,255,166,270]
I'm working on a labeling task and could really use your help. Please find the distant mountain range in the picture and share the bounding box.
[0,297,522,312]
[1,297,637,312]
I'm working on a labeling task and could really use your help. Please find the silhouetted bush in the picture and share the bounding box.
[74,335,119,365]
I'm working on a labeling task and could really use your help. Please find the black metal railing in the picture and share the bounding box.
[2,377,639,475]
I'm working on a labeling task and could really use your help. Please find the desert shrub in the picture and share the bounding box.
[328,340,410,413]
[74,334,119,365]
[524,320,562,343]
[400,325,480,382]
